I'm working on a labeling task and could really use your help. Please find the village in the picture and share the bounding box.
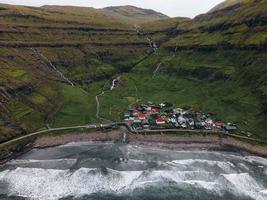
[123,102,238,132]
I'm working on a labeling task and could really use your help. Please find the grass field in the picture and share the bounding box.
[48,84,97,127]
[89,72,266,138]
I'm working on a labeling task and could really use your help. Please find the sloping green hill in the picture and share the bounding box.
[103,5,169,23]
[41,5,168,24]
[209,0,247,13]
[0,0,266,142]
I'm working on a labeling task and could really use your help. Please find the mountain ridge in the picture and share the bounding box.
[41,4,169,23]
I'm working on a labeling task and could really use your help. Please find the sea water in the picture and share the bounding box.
[0,142,266,200]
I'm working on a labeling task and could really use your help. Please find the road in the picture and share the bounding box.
[1,121,266,148]
[0,125,96,147]
[95,91,104,119]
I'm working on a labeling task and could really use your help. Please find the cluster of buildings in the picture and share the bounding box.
[123,102,237,132]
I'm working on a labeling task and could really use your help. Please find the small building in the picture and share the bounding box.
[195,121,204,129]
[132,122,142,130]
[181,123,187,129]
[215,121,224,128]
[188,119,195,127]
[168,118,177,124]
[146,108,160,114]
[178,116,186,124]
[132,110,140,116]
[224,125,237,131]
[138,113,146,120]
[174,122,181,128]
[142,119,150,129]
[159,103,166,108]
[134,119,141,123]
[173,108,183,114]
[156,118,165,125]
[124,111,131,118]
[224,123,237,132]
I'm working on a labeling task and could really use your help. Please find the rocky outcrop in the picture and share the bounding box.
[165,67,230,81]
[0,87,27,143]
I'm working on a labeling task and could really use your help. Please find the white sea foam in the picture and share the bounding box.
[167,159,236,173]
[244,156,267,167]
[0,167,266,200]
[0,167,143,200]
[219,173,266,200]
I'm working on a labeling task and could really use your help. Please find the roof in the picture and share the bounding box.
[156,118,165,122]
[147,108,160,113]
[215,122,224,126]
[138,113,146,119]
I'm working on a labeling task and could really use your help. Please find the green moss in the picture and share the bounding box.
[38,85,57,99]
[27,93,47,105]
[6,69,26,77]
[49,84,97,127]
[8,100,45,131]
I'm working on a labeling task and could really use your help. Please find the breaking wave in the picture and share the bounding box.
[0,144,267,200]
[0,166,266,200]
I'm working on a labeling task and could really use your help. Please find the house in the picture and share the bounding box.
[124,118,134,124]
[152,108,160,114]
[134,119,141,123]
[156,118,165,125]
[132,110,140,116]
[146,108,160,114]
[124,111,131,118]
[173,108,183,114]
[168,118,177,124]
[144,106,152,111]
[174,122,181,128]
[195,121,204,129]
[178,116,186,124]
[129,117,135,121]
[188,119,195,127]
[223,123,237,132]
[159,103,166,108]
[142,119,150,129]
[205,119,213,125]
[215,121,224,128]
[132,122,142,130]
[224,125,237,131]
[138,113,146,120]
[181,123,187,128]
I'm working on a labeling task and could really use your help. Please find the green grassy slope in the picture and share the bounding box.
[164,0,267,47]
[0,3,153,142]
[209,0,247,13]
[0,0,266,142]
[41,5,168,24]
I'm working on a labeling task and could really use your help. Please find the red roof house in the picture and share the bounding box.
[147,108,160,114]
[138,113,146,120]
[156,118,165,125]
[215,122,224,127]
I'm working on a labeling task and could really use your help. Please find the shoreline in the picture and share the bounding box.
[32,130,267,158]
[33,130,123,148]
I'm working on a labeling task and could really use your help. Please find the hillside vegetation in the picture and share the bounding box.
[0,0,266,142]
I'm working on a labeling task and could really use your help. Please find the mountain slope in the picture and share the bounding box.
[0,0,266,143]
[103,5,169,23]
[41,5,168,24]
[209,0,246,13]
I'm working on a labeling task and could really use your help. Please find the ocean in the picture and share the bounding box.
[0,142,266,200]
